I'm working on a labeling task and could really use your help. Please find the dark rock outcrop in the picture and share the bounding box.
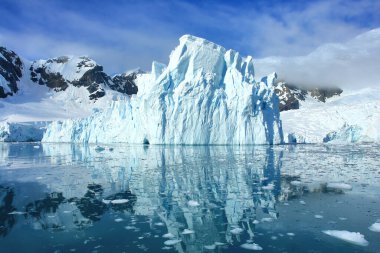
[0,47,23,98]
[110,72,139,95]
[275,82,343,111]
[30,57,112,100]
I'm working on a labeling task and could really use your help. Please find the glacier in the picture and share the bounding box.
[282,88,380,144]
[43,35,283,144]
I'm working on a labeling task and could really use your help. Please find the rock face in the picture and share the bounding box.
[274,82,342,111]
[43,35,283,144]
[110,71,139,95]
[0,47,23,98]
[29,56,111,100]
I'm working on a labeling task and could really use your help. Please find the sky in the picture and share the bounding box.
[0,0,380,87]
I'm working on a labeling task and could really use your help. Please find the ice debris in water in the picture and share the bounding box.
[326,182,352,190]
[230,227,244,235]
[204,244,216,250]
[8,211,26,215]
[181,229,195,235]
[164,239,182,246]
[103,199,129,204]
[314,215,324,219]
[323,230,369,246]
[162,233,175,239]
[369,222,380,232]
[187,200,200,207]
[261,217,274,222]
[262,183,274,190]
[112,199,129,204]
[240,243,263,251]
[290,180,302,186]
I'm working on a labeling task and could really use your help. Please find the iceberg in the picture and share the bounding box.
[42,35,283,144]
[0,121,46,142]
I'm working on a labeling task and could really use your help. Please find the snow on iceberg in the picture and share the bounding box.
[43,35,283,145]
[323,230,369,246]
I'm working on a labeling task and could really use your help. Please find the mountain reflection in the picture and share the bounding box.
[0,186,16,237]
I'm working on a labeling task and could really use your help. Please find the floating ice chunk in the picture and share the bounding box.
[287,233,295,236]
[253,220,260,224]
[326,183,352,190]
[187,200,200,207]
[111,199,129,204]
[339,217,347,221]
[33,145,40,149]
[299,200,306,205]
[162,246,172,250]
[369,222,380,232]
[162,233,175,239]
[290,180,302,186]
[125,226,137,230]
[155,222,165,226]
[204,244,216,250]
[181,229,195,235]
[262,183,274,190]
[8,211,26,215]
[261,217,273,222]
[214,242,225,246]
[314,215,324,219]
[240,243,263,250]
[114,218,123,222]
[231,227,244,234]
[164,239,182,246]
[323,230,369,246]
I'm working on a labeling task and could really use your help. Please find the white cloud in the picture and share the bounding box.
[254,28,380,89]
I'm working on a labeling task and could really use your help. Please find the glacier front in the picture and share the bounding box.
[43,35,283,145]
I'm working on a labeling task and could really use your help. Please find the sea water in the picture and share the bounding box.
[0,143,379,252]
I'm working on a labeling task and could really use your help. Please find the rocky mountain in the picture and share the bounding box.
[0,47,23,98]
[274,81,343,111]
[1,48,139,101]
[110,71,140,95]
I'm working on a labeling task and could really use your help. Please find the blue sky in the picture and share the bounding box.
[0,0,379,74]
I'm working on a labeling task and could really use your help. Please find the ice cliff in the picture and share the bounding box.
[43,35,283,144]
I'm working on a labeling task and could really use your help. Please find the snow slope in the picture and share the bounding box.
[282,88,380,143]
[43,35,283,144]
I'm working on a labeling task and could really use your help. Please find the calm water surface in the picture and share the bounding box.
[0,143,379,253]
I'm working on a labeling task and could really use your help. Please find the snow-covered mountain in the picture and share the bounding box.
[0,50,141,122]
[43,35,283,144]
